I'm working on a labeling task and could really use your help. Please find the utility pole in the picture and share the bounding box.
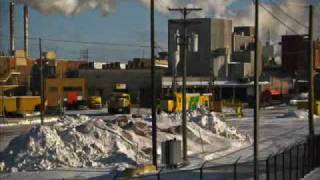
[254,0,260,179]
[1,89,4,121]
[24,5,29,57]
[9,0,15,55]
[39,38,44,125]
[150,0,157,167]
[168,7,202,162]
[308,5,314,136]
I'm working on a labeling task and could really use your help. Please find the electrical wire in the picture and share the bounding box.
[271,0,309,8]
[0,34,167,50]
[268,0,308,29]
[251,0,302,35]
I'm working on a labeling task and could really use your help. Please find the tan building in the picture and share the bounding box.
[45,78,87,109]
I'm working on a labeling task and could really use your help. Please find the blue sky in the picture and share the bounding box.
[1,0,167,60]
[0,0,318,61]
[0,0,250,61]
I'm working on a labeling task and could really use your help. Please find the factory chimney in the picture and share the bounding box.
[24,5,29,57]
[9,1,15,55]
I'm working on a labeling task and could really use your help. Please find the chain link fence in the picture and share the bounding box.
[119,134,320,180]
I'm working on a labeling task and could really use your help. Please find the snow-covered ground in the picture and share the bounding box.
[0,107,249,178]
[303,168,320,180]
[207,106,320,165]
[0,105,319,180]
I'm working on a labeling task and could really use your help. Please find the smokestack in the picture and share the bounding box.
[24,5,29,57]
[9,1,15,55]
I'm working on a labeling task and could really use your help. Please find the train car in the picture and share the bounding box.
[0,96,41,116]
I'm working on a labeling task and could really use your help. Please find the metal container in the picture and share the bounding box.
[161,139,182,168]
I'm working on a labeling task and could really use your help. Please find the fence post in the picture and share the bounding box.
[289,147,292,180]
[317,135,320,166]
[308,137,312,172]
[200,161,207,180]
[233,157,241,180]
[308,137,312,171]
[312,136,316,169]
[158,168,163,180]
[282,150,286,180]
[296,144,300,180]
[274,153,278,180]
[266,154,272,180]
[302,143,306,176]
[315,135,320,166]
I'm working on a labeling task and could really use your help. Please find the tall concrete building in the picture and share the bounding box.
[168,18,232,79]
[231,26,262,80]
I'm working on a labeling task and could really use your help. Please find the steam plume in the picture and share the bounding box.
[17,0,316,40]
[17,0,115,16]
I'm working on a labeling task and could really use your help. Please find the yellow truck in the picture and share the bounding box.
[87,96,102,109]
[108,83,131,114]
[108,93,131,114]
[160,93,210,113]
[0,96,41,116]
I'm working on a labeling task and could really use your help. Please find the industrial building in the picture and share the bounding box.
[79,62,107,70]
[231,26,262,80]
[78,69,165,106]
[168,19,263,81]
[126,58,168,70]
[161,76,269,102]
[45,78,87,111]
[260,67,293,99]
[0,51,34,95]
[281,35,309,79]
[168,18,233,79]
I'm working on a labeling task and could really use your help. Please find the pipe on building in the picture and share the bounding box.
[24,5,29,57]
[9,1,15,55]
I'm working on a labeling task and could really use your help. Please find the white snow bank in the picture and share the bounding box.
[283,110,320,119]
[0,107,249,173]
[189,108,249,143]
[302,168,320,180]
[0,115,148,172]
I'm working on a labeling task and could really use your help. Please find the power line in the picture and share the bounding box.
[253,0,302,35]
[268,0,308,29]
[0,34,166,50]
[271,0,309,8]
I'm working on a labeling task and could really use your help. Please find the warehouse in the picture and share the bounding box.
[78,69,165,106]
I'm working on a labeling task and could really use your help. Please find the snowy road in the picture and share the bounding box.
[1,105,319,180]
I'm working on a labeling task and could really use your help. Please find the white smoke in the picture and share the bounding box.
[140,0,235,18]
[17,0,315,41]
[17,0,116,16]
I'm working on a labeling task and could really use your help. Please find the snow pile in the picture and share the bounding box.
[283,110,320,119]
[157,107,249,143]
[0,115,149,172]
[0,108,250,172]
[189,108,248,143]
